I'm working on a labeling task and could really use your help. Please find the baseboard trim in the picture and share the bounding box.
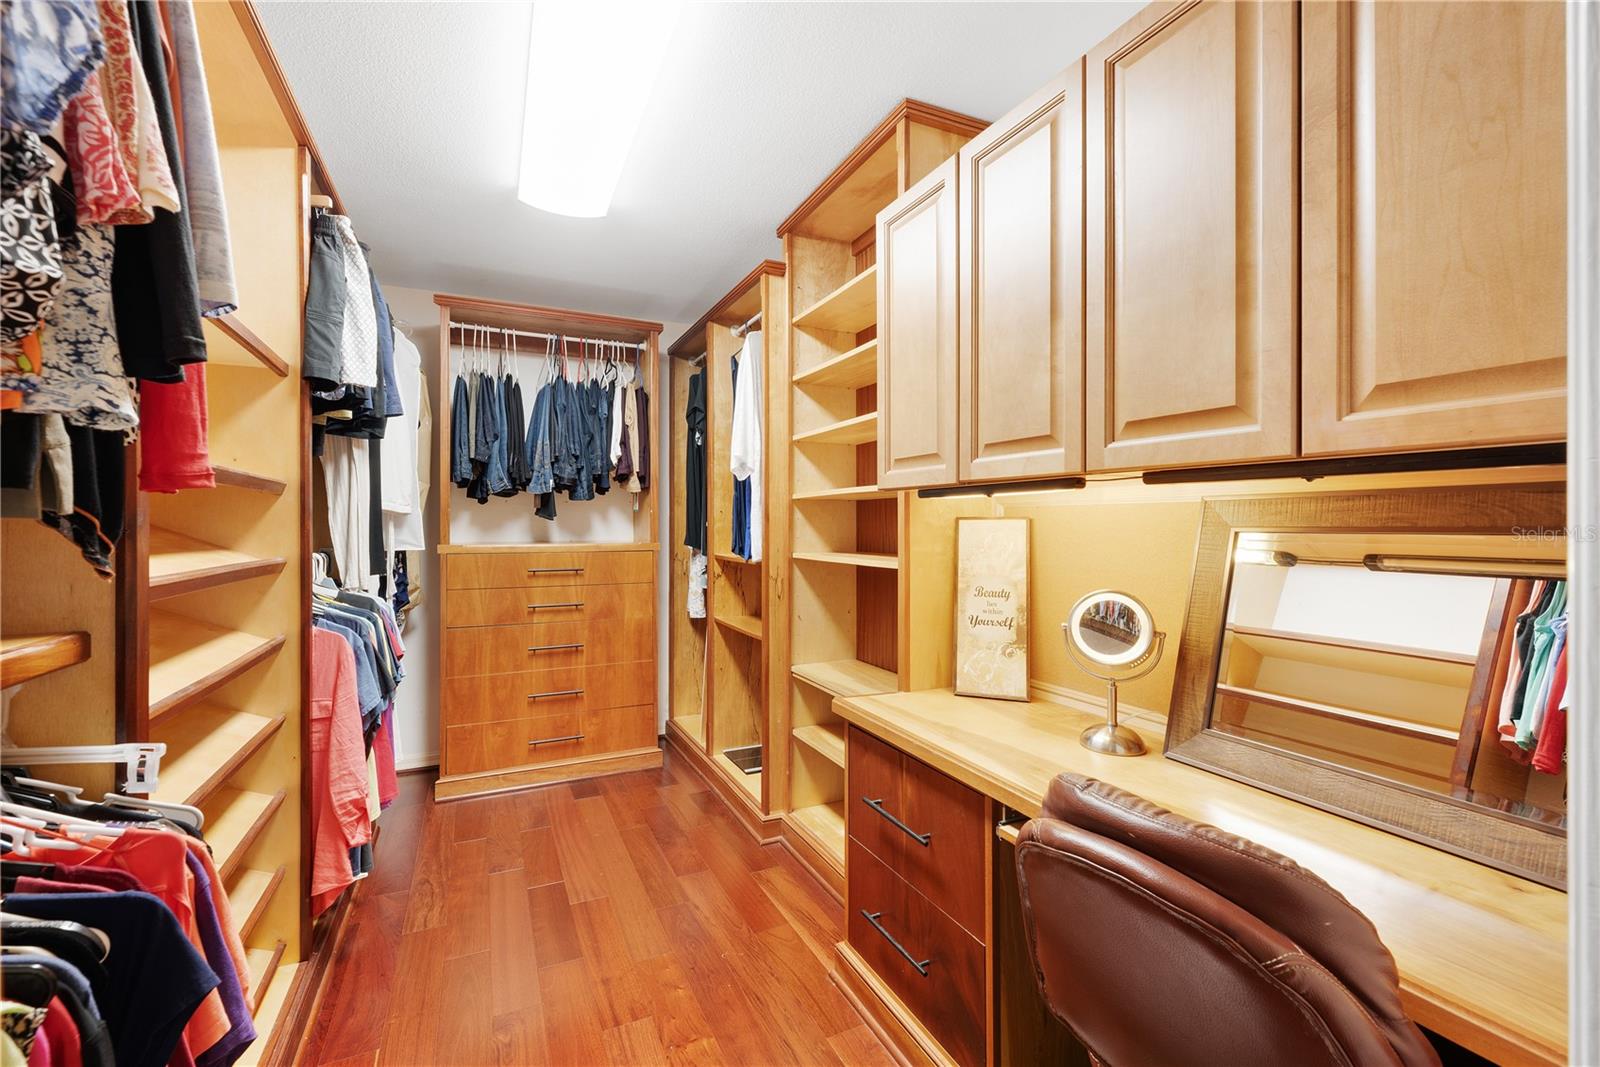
[662,723,782,845]
[433,746,663,802]
[777,813,844,901]
[832,941,956,1067]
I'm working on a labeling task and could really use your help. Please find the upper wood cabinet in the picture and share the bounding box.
[877,156,961,490]
[1301,1,1566,456]
[958,63,1085,483]
[1084,1,1298,472]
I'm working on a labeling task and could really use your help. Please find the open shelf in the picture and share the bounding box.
[671,713,704,742]
[792,658,899,698]
[211,466,287,496]
[793,484,896,503]
[789,802,845,864]
[148,612,285,720]
[793,551,899,571]
[793,723,846,768]
[713,552,758,567]
[148,527,287,600]
[0,632,89,688]
[714,751,762,801]
[246,941,288,1016]
[793,265,877,334]
[715,614,764,641]
[151,703,285,806]
[794,338,877,389]
[794,411,878,447]
[1215,684,1460,743]
[205,314,289,376]
[1225,624,1478,667]
[242,960,300,1067]
[206,787,287,882]
[230,865,286,943]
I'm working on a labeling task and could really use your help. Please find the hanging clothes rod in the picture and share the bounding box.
[732,310,762,338]
[448,320,646,353]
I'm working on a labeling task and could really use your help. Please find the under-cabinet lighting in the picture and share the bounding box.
[1363,554,1566,579]
[1233,548,1299,568]
[916,477,1087,500]
[516,1,681,218]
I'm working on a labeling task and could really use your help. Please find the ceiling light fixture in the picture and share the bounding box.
[516,0,681,218]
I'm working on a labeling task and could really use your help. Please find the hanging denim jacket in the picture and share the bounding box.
[590,379,612,495]
[450,375,471,486]
[524,381,555,496]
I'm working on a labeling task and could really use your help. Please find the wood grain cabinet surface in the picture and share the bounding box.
[1085,0,1298,472]
[877,156,962,489]
[959,62,1085,483]
[1300,0,1566,456]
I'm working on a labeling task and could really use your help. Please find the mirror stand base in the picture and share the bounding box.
[1080,722,1148,757]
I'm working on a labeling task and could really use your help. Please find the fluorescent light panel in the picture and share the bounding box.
[517,1,680,218]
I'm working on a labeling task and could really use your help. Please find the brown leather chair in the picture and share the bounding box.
[1015,773,1441,1067]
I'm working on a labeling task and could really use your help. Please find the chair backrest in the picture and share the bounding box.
[1015,773,1441,1067]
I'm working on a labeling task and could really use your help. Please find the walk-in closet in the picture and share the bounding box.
[2,2,1594,1065]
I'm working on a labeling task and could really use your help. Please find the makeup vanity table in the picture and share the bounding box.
[830,688,1566,1067]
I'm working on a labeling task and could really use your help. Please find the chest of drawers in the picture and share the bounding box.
[435,546,660,800]
[845,725,992,1067]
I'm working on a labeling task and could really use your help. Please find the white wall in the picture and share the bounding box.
[379,284,684,768]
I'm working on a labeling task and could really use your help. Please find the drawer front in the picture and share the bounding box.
[442,616,654,677]
[446,549,653,590]
[442,662,656,725]
[848,839,986,1067]
[443,703,659,778]
[847,726,911,870]
[445,581,652,629]
[848,726,988,939]
[897,751,988,938]
[444,711,585,776]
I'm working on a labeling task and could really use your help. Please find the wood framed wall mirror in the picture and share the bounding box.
[1165,484,1569,888]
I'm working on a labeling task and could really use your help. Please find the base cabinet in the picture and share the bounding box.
[437,547,660,798]
[844,726,990,1067]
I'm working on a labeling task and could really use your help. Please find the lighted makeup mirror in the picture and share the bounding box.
[1064,590,1166,756]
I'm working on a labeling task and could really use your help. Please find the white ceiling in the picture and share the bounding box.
[257,1,1143,325]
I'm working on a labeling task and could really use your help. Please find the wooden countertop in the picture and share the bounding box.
[834,688,1566,1067]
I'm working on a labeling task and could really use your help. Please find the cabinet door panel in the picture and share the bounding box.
[1085,1,1297,471]
[877,156,960,489]
[1301,1,1565,455]
[960,64,1084,482]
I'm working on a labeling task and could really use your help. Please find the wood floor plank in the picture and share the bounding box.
[527,882,582,969]
[303,757,897,1067]
[521,825,562,888]
[539,957,611,1066]
[601,1017,670,1067]
[549,786,610,903]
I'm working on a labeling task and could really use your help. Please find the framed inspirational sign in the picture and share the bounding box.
[954,517,1030,700]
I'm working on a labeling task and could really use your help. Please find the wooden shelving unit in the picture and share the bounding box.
[148,527,286,600]
[211,465,287,496]
[773,101,988,893]
[150,704,285,806]
[0,632,89,688]
[247,941,288,1015]
[666,261,787,837]
[231,866,287,941]
[207,787,288,883]
[147,612,285,720]
[793,411,878,446]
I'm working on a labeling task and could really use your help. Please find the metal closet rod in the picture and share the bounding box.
[447,320,646,353]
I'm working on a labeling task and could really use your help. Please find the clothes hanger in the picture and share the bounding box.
[0,962,58,1009]
[2,742,166,795]
[98,794,204,832]
[1,801,127,840]
[0,914,111,962]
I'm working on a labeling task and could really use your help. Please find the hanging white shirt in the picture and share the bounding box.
[381,328,426,552]
[728,331,763,562]
[321,435,380,594]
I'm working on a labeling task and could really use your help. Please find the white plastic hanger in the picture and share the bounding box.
[2,742,165,795]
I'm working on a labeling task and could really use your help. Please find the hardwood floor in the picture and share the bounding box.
[300,751,896,1067]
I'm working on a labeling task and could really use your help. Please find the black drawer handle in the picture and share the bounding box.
[528,566,584,575]
[862,797,932,846]
[528,642,584,653]
[528,601,584,610]
[527,688,584,700]
[528,733,584,747]
[861,911,930,977]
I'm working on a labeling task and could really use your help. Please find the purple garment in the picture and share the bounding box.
[186,852,257,1067]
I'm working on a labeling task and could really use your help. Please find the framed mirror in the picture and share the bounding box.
[1165,484,1568,887]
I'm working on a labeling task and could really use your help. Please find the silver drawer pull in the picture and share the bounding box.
[861,911,931,977]
[528,688,584,700]
[528,601,584,610]
[528,733,584,746]
[528,566,584,575]
[528,642,584,653]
